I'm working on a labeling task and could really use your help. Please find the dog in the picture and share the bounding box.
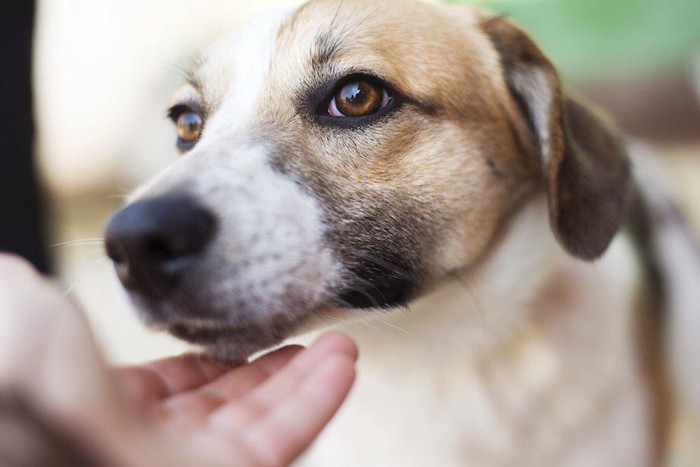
[104,0,700,465]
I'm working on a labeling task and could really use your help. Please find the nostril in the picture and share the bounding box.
[104,235,133,285]
[142,208,216,262]
[105,236,127,265]
[145,235,178,262]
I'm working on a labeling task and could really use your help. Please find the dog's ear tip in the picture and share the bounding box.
[478,11,511,26]
[549,108,633,261]
[551,182,632,261]
[553,221,621,261]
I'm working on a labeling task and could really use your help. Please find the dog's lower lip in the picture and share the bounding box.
[166,314,309,345]
[169,323,230,343]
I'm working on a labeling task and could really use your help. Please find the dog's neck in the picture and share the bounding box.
[312,197,652,466]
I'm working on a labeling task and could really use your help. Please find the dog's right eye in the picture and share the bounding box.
[168,105,204,152]
[177,111,203,143]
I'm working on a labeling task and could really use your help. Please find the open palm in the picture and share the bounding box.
[118,333,356,467]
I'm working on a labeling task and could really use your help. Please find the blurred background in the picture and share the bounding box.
[1,0,698,462]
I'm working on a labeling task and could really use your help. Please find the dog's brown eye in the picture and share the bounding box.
[329,80,390,117]
[177,111,203,143]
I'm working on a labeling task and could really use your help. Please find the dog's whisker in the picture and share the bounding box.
[337,5,384,46]
[371,314,418,338]
[351,250,413,282]
[331,268,387,309]
[63,256,111,297]
[328,0,346,33]
[444,267,486,331]
[289,276,399,333]
[106,193,130,201]
[51,238,105,248]
[115,184,134,196]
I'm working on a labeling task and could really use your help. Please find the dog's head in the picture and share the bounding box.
[105,0,630,359]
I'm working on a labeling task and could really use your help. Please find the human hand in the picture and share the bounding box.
[116,332,357,467]
[0,254,357,467]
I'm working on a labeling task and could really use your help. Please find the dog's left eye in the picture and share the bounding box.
[328,80,391,118]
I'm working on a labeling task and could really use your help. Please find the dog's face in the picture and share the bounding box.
[105,0,630,359]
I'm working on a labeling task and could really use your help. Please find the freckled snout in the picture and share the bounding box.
[105,195,217,298]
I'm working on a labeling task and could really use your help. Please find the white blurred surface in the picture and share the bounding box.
[34,0,298,196]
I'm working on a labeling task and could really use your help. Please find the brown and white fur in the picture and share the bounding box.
[104,1,700,465]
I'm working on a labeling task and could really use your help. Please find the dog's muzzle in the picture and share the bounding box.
[105,194,217,299]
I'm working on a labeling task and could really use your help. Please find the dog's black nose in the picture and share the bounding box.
[105,195,216,298]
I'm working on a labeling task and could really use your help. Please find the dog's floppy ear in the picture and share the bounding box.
[482,16,631,260]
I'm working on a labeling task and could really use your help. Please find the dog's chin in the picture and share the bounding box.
[159,313,313,362]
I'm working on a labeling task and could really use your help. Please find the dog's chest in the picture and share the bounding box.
[305,345,651,467]
[299,210,654,466]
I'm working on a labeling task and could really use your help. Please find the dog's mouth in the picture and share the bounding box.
[128,259,418,360]
[168,322,241,344]
[167,316,305,344]
[152,274,414,349]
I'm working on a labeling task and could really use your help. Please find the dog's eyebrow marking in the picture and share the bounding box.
[311,31,346,69]
[185,70,205,96]
[487,158,504,178]
[279,8,346,70]
[284,1,384,72]
[309,0,348,68]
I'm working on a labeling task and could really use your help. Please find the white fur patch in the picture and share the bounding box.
[120,4,346,359]
[195,6,296,137]
[132,139,342,327]
[511,67,554,163]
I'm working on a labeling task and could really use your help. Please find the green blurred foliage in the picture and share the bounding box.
[445,0,700,83]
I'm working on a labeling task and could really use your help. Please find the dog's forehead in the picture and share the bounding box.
[188,6,295,132]
[188,0,503,136]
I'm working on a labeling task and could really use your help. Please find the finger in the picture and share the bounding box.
[244,332,357,407]
[117,354,233,405]
[156,345,304,422]
[207,332,357,430]
[241,353,356,467]
[198,345,305,400]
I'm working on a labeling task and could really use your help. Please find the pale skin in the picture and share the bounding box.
[0,254,357,467]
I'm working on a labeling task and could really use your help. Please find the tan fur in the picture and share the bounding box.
[255,0,539,272]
